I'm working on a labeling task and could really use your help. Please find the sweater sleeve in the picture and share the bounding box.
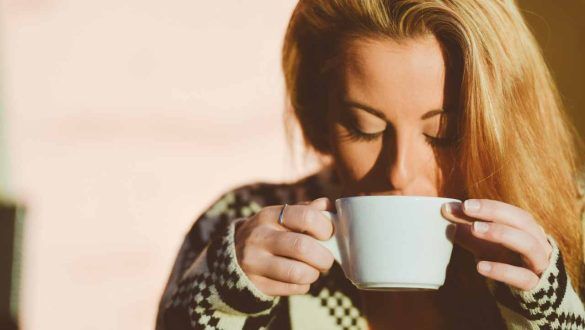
[489,174,585,329]
[156,191,280,330]
[489,237,585,329]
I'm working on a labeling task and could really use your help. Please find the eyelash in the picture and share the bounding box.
[345,125,453,148]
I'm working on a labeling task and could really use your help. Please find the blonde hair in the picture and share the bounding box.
[282,0,584,293]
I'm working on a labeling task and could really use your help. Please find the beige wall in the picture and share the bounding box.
[0,1,582,329]
[0,1,307,329]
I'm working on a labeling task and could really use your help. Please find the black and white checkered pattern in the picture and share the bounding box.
[167,272,221,329]
[157,169,585,329]
[165,221,278,329]
[318,287,365,330]
[494,243,585,329]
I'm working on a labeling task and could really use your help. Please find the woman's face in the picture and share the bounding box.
[328,35,463,198]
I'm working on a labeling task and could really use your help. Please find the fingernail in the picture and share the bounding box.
[477,261,491,273]
[464,199,480,212]
[473,221,489,233]
[443,202,460,214]
[442,203,451,214]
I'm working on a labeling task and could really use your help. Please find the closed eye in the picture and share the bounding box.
[344,123,455,149]
[423,134,454,148]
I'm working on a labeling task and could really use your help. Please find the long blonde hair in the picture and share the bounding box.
[282,0,584,292]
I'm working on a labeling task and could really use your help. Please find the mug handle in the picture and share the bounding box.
[318,211,342,265]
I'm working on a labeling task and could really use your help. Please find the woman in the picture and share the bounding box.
[157,0,585,329]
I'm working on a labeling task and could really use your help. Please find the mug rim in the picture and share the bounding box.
[335,195,461,203]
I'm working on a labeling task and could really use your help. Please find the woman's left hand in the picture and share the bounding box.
[441,199,553,291]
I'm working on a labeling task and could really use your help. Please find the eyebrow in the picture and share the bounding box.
[341,100,444,120]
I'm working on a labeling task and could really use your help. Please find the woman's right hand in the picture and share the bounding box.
[234,197,335,296]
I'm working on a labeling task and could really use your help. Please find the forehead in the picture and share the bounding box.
[339,35,447,118]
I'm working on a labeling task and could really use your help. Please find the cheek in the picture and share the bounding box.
[337,144,380,175]
[331,128,381,180]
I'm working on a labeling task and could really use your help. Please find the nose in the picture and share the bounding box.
[385,129,417,192]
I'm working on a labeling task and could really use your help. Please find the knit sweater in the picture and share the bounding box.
[156,168,585,329]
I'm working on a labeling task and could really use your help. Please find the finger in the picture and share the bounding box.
[443,200,549,254]
[471,221,549,274]
[297,198,334,211]
[276,204,333,240]
[461,199,548,245]
[476,260,540,291]
[308,197,334,211]
[452,223,513,263]
[441,202,475,225]
[248,274,310,296]
[267,231,335,272]
[250,254,320,285]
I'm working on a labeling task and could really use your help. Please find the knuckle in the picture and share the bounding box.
[254,225,274,243]
[242,235,256,249]
[495,227,512,243]
[243,230,259,246]
[239,249,255,272]
[256,207,270,219]
[300,207,312,229]
[292,283,310,294]
[535,255,549,274]
[236,228,252,247]
[535,263,547,276]
[526,238,539,252]
[481,202,495,217]
[486,225,501,241]
[315,216,331,240]
[285,283,304,294]
[321,252,335,269]
[545,243,553,259]
[308,268,320,283]
[518,216,532,228]
[284,283,298,293]
[259,206,278,221]
[292,236,309,255]
[235,221,253,239]
[325,221,334,237]
[530,274,540,289]
[525,274,538,290]
[315,248,335,271]
[327,253,335,268]
[286,263,301,283]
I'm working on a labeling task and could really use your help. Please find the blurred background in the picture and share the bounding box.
[0,1,582,329]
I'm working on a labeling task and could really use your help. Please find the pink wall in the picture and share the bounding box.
[2,1,581,329]
[0,1,317,329]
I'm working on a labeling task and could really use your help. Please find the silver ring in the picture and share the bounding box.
[278,204,288,226]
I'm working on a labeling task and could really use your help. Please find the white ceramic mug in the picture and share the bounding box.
[318,196,460,290]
